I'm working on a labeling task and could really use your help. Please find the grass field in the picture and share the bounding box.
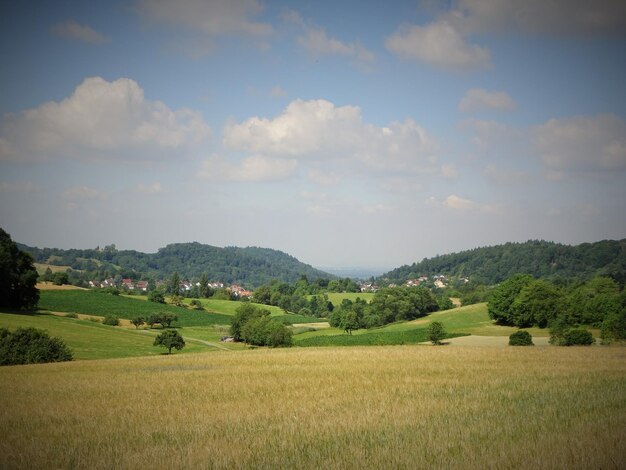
[0,346,623,469]
[321,292,375,306]
[39,290,232,327]
[0,310,216,359]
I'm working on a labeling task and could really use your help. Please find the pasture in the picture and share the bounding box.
[0,310,226,359]
[0,346,623,469]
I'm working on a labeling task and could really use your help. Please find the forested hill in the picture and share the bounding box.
[381,239,626,285]
[17,241,333,287]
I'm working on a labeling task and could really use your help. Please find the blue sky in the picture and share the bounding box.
[1,0,625,271]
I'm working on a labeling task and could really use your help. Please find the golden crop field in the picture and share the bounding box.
[0,345,624,469]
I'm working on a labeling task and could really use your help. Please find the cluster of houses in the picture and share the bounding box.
[359,275,467,292]
[87,278,252,298]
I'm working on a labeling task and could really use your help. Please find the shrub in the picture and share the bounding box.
[0,327,73,365]
[427,321,446,345]
[148,290,165,304]
[601,309,626,344]
[189,299,204,310]
[509,330,533,346]
[65,312,78,319]
[102,315,119,326]
[562,328,594,346]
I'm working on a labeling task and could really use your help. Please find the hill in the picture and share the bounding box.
[17,241,333,288]
[381,239,626,285]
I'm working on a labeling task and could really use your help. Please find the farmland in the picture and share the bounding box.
[0,346,624,469]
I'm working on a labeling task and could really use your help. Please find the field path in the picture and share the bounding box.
[424,335,551,347]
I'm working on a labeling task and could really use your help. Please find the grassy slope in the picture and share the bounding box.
[316,292,375,306]
[0,347,623,469]
[0,311,213,359]
[39,290,232,327]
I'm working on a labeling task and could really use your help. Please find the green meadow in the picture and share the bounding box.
[0,310,216,359]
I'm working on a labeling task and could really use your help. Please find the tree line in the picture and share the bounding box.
[488,274,626,344]
[383,239,626,286]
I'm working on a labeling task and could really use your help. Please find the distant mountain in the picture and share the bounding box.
[17,241,334,288]
[380,239,626,285]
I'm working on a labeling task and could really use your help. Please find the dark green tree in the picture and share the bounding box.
[198,273,209,298]
[0,327,73,365]
[0,228,39,309]
[488,274,534,325]
[153,330,185,354]
[148,290,165,304]
[509,330,534,346]
[168,271,181,296]
[509,279,565,328]
[131,317,145,329]
[427,321,446,345]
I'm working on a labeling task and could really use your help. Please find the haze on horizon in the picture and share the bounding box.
[1,0,625,270]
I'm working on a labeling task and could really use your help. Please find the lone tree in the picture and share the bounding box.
[154,330,185,354]
[0,228,39,309]
[131,317,145,329]
[428,321,446,345]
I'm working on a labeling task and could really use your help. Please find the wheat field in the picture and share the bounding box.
[0,346,624,469]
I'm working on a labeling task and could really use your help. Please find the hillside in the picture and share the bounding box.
[381,239,626,285]
[18,241,333,288]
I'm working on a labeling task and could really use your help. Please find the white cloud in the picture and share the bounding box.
[459,88,516,112]
[285,9,375,69]
[51,20,110,44]
[450,0,626,36]
[533,114,626,174]
[298,27,375,65]
[436,194,504,214]
[223,99,438,176]
[0,77,211,163]
[136,182,164,194]
[385,20,490,70]
[199,155,297,182]
[137,0,272,36]
[443,194,476,210]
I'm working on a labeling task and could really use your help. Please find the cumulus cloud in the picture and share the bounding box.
[51,20,110,44]
[459,88,516,112]
[0,76,211,163]
[385,20,490,71]
[450,0,626,36]
[223,98,438,176]
[533,114,626,175]
[199,155,297,182]
[137,0,272,36]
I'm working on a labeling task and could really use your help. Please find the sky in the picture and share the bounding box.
[1,0,626,272]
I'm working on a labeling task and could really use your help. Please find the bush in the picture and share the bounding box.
[148,290,165,304]
[102,315,119,326]
[601,309,626,344]
[509,330,533,346]
[65,312,78,319]
[562,328,594,346]
[427,321,446,345]
[0,327,73,365]
[189,299,204,310]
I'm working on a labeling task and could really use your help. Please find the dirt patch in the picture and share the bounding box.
[36,283,87,291]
